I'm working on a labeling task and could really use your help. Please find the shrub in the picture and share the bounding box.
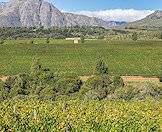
[29,39,34,44]
[114,86,136,100]
[113,76,124,88]
[95,58,108,75]
[132,32,138,41]
[9,74,30,97]
[114,82,162,100]
[54,77,82,95]
[80,35,85,43]
[46,37,50,44]
[132,82,162,100]
[160,65,162,82]
[159,32,162,39]
[86,75,113,91]
[0,40,4,44]
[85,75,114,100]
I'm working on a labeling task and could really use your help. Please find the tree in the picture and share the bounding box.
[80,35,85,43]
[98,35,104,39]
[132,32,138,41]
[9,74,29,97]
[159,32,162,39]
[95,57,108,75]
[160,64,162,82]
[30,57,42,78]
[0,40,4,44]
[29,39,34,44]
[46,37,50,44]
[0,39,5,44]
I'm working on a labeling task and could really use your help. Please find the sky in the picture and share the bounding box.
[1,0,162,22]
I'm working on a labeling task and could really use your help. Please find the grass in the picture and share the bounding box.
[0,39,162,76]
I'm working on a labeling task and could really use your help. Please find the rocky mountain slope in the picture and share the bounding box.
[0,0,122,28]
[121,10,162,29]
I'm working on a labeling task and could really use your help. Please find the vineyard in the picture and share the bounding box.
[0,39,162,76]
[0,98,161,131]
[0,38,162,131]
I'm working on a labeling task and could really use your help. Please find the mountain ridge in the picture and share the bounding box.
[0,0,123,28]
[121,10,162,29]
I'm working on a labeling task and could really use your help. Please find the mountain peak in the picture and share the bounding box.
[0,0,122,28]
[147,10,162,19]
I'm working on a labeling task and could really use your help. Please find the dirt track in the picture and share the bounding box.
[0,76,8,82]
[0,75,160,82]
[80,75,159,82]
[121,76,159,82]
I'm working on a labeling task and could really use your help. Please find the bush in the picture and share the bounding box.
[132,32,138,41]
[114,82,162,100]
[95,58,108,75]
[46,37,50,44]
[86,75,113,91]
[0,40,4,44]
[9,74,30,97]
[80,35,85,43]
[29,39,34,44]
[132,82,162,100]
[159,32,162,39]
[85,75,125,100]
[113,76,124,88]
[54,77,82,95]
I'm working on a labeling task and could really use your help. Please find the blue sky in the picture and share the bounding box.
[51,0,162,11]
[51,0,161,22]
[1,0,162,22]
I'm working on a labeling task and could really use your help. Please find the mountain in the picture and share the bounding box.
[0,0,122,28]
[0,2,6,13]
[121,10,162,29]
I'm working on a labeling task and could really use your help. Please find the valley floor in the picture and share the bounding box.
[0,39,162,76]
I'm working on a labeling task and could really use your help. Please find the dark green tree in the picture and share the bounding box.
[159,32,162,39]
[132,32,138,41]
[29,39,34,44]
[30,57,42,78]
[95,57,108,75]
[80,35,85,43]
[0,39,5,44]
[9,74,29,97]
[160,64,162,82]
[46,37,50,44]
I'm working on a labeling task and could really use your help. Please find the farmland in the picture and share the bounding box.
[0,39,162,76]
[0,98,161,131]
[0,38,162,131]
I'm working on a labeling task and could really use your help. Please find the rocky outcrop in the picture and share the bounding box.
[0,0,122,28]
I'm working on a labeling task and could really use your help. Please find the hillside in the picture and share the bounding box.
[121,10,162,29]
[0,0,122,28]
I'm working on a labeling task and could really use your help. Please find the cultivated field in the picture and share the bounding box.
[0,39,162,76]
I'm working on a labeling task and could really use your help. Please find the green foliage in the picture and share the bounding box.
[9,74,29,97]
[0,99,161,131]
[160,64,162,82]
[46,37,50,44]
[114,82,162,100]
[85,75,125,100]
[29,39,34,44]
[132,32,138,41]
[0,40,162,76]
[95,58,108,75]
[160,32,162,39]
[98,35,105,39]
[0,40,4,44]
[30,57,42,78]
[80,35,85,43]
[0,26,109,39]
[113,76,124,88]
[54,76,82,95]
